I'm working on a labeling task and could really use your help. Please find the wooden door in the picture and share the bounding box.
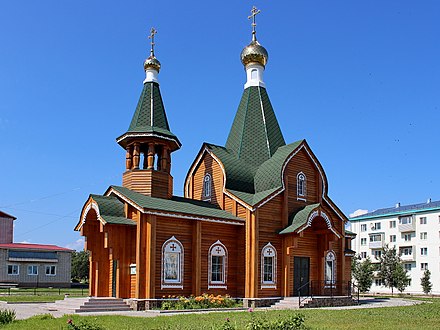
[293,257,310,296]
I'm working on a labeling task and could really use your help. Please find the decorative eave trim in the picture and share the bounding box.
[297,208,341,239]
[76,198,107,230]
[107,188,244,226]
[117,132,181,148]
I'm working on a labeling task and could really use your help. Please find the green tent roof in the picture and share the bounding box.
[117,82,181,149]
[225,86,285,167]
[109,186,244,223]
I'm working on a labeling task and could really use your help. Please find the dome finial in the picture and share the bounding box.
[148,27,157,57]
[248,6,261,42]
[143,27,161,82]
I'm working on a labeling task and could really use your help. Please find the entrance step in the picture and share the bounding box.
[75,298,132,313]
[45,297,90,313]
[270,297,304,310]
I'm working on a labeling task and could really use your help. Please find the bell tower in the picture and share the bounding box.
[116,28,181,199]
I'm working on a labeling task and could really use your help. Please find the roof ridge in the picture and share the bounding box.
[258,86,271,159]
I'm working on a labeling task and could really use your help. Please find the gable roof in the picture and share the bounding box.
[116,82,181,150]
[279,203,320,234]
[225,86,285,167]
[0,211,16,220]
[350,199,440,221]
[108,186,244,224]
[90,195,136,226]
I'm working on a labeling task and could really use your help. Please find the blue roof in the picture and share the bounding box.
[350,199,440,221]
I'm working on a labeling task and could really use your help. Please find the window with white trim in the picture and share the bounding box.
[360,224,367,232]
[324,251,336,285]
[297,172,306,199]
[361,238,367,246]
[389,220,396,228]
[420,217,427,225]
[208,240,227,288]
[261,243,276,288]
[420,232,427,240]
[421,247,428,256]
[45,265,56,276]
[161,236,184,288]
[203,174,212,200]
[28,265,38,275]
[7,265,19,275]
[421,263,428,271]
[390,235,396,243]
[360,252,367,259]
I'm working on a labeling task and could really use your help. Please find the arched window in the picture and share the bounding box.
[297,172,306,199]
[325,251,336,286]
[208,240,227,288]
[261,243,277,288]
[161,236,184,289]
[251,69,258,80]
[203,174,211,200]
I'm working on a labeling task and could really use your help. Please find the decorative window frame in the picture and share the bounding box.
[208,240,227,289]
[203,173,212,201]
[324,251,336,287]
[261,243,277,289]
[296,172,307,201]
[161,236,184,289]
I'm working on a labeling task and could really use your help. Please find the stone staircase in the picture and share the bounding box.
[271,296,357,309]
[46,297,90,314]
[271,297,303,309]
[75,298,132,313]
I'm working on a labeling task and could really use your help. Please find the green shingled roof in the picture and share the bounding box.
[90,194,136,226]
[279,203,320,234]
[109,186,243,222]
[225,86,285,167]
[117,82,181,149]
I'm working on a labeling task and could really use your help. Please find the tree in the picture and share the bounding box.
[352,256,374,293]
[421,269,433,295]
[377,244,410,295]
[71,250,90,283]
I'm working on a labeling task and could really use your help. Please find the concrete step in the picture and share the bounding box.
[76,306,132,313]
[74,297,132,313]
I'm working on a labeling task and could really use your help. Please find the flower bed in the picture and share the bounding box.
[160,294,241,310]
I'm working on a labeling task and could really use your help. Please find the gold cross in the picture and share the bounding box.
[248,6,261,41]
[148,27,157,56]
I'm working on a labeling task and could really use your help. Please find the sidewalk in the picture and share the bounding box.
[0,297,425,320]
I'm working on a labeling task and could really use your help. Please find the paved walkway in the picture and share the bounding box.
[0,297,425,320]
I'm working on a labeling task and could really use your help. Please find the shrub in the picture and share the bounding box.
[160,294,240,310]
[0,309,16,325]
[66,318,105,330]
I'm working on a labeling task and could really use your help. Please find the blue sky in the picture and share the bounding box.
[0,1,439,250]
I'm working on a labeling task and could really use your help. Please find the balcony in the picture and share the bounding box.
[399,246,416,262]
[398,222,416,232]
[369,240,384,249]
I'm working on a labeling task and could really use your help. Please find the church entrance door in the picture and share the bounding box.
[293,257,310,296]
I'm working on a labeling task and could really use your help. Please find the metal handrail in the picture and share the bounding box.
[297,281,312,306]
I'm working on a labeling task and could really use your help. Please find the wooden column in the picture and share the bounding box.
[126,146,133,170]
[192,221,202,296]
[147,143,155,169]
[161,146,168,172]
[133,143,140,169]
[245,209,259,298]
[135,211,147,298]
[145,214,156,298]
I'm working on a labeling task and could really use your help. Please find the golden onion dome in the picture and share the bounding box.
[144,55,161,72]
[240,40,268,67]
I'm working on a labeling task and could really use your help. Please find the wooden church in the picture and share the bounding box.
[75,9,355,307]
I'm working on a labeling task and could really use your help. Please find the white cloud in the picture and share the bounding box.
[349,209,368,218]
[18,240,31,244]
[65,238,85,251]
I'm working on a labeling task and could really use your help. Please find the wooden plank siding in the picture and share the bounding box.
[190,154,224,208]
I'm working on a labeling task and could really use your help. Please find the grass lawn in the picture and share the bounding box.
[0,288,88,303]
[1,298,439,329]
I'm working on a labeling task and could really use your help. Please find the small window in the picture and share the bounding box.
[400,247,412,256]
[369,234,382,242]
[203,174,212,200]
[403,233,412,242]
[325,251,336,285]
[421,263,428,271]
[420,232,427,240]
[375,278,382,286]
[399,216,412,225]
[208,241,227,288]
[373,250,382,259]
[297,172,306,199]
[162,236,184,288]
[371,222,381,230]
[389,220,396,228]
[360,224,367,232]
[360,252,367,259]
[390,235,396,243]
[361,238,367,246]
[404,263,412,271]
[7,265,19,275]
[45,265,56,276]
[420,217,427,225]
[28,265,38,275]
[251,69,258,80]
[421,247,428,256]
[261,243,276,287]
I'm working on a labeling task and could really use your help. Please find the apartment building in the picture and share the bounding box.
[350,199,440,294]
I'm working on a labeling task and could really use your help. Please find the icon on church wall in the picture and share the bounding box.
[164,252,179,281]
